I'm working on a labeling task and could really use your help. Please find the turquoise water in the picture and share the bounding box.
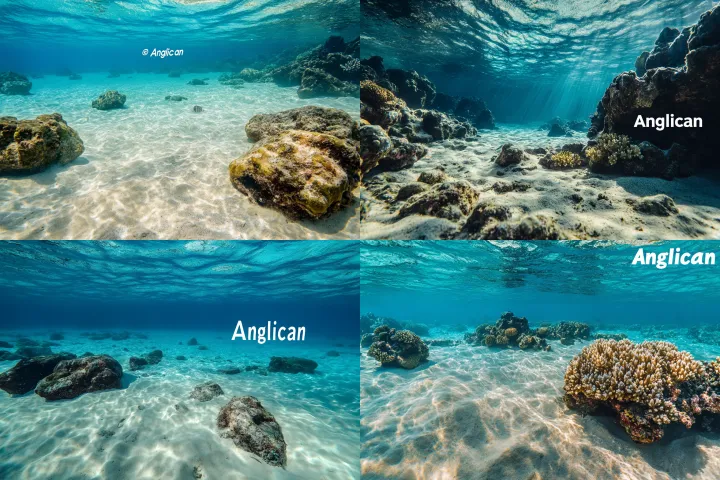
[362,0,713,122]
[0,241,360,479]
[360,241,720,479]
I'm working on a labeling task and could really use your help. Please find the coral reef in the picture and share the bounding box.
[217,396,287,467]
[0,113,85,175]
[466,312,550,351]
[367,325,429,369]
[586,133,642,173]
[564,339,720,443]
[540,151,584,170]
[92,90,126,110]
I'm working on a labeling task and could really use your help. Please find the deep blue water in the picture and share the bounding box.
[0,241,360,341]
[0,0,359,74]
[361,0,715,123]
[360,241,720,328]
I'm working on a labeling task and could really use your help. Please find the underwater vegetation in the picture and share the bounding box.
[564,339,720,444]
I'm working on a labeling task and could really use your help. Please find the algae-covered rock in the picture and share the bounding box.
[35,355,123,401]
[92,90,126,110]
[0,72,32,95]
[367,326,429,369]
[217,396,287,467]
[229,129,361,219]
[245,106,357,143]
[0,113,84,175]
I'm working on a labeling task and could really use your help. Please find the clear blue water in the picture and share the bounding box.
[0,241,360,479]
[361,240,720,329]
[0,0,360,74]
[362,0,714,123]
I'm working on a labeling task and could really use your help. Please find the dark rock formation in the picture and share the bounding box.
[35,355,123,401]
[217,396,287,467]
[495,144,526,167]
[385,68,436,108]
[0,353,76,395]
[0,72,32,95]
[190,381,224,402]
[359,124,393,172]
[187,79,208,86]
[589,5,720,175]
[188,338,199,346]
[92,90,126,110]
[454,97,495,130]
[0,113,84,175]
[268,356,318,374]
[297,68,359,98]
[129,350,163,371]
[49,333,64,341]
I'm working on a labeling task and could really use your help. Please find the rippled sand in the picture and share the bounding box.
[361,125,720,240]
[0,329,360,479]
[361,328,720,480]
[0,74,360,240]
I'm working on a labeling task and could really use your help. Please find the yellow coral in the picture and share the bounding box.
[587,133,641,168]
[565,339,705,425]
[505,327,518,337]
[547,151,582,169]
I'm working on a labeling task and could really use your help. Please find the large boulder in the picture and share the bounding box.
[245,106,357,143]
[35,355,123,401]
[229,129,361,219]
[0,353,76,395]
[268,356,318,374]
[0,114,84,175]
[92,90,126,110]
[0,72,32,95]
[217,396,287,467]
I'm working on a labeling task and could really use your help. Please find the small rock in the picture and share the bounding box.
[268,356,318,374]
[190,381,224,402]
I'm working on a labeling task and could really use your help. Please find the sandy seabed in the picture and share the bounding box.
[0,329,360,480]
[361,125,720,240]
[361,327,720,480]
[0,74,360,240]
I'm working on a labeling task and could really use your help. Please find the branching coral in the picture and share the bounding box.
[366,325,429,370]
[564,339,720,443]
[544,151,583,170]
[586,133,641,170]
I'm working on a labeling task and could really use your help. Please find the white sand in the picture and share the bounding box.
[361,328,720,480]
[0,74,360,240]
[0,329,360,480]
[361,125,720,240]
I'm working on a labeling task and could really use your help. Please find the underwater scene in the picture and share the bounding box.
[0,0,361,240]
[0,241,360,479]
[359,0,720,240]
[360,241,720,479]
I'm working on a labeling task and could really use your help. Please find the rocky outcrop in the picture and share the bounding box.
[268,356,318,374]
[0,353,76,395]
[0,113,84,175]
[92,90,126,110]
[589,5,720,176]
[190,381,224,402]
[35,355,123,401]
[495,144,526,167]
[0,72,32,95]
[217,396,287,467]
[385,68,436,108]
[297,68,359,98]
